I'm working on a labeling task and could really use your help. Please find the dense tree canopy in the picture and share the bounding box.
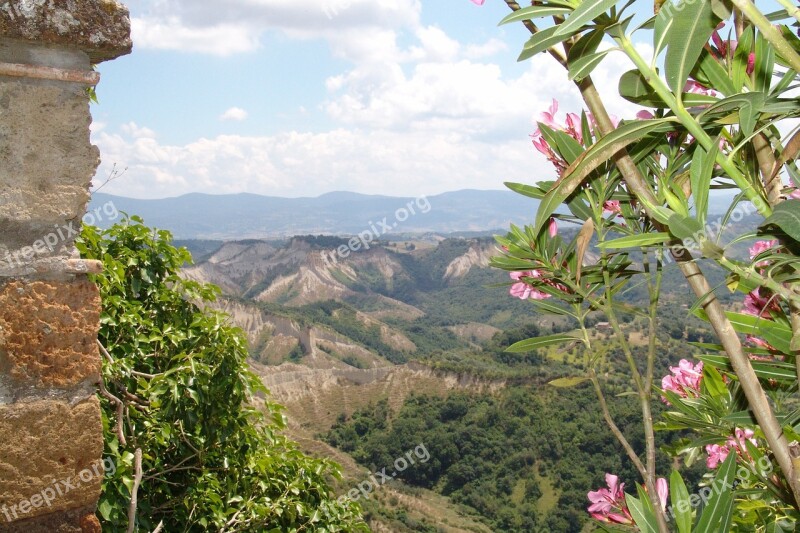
[79,216,366,532]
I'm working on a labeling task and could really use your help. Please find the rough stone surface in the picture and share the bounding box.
[0,0,132,63]
[0,1,130,529]
[0,38,89,69]
[0,279,101,388]
[0,78,99,257]
[0,505,100,532]
[0,397,104,523]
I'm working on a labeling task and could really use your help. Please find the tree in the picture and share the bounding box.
[78,216,366,532]
[473,0,800,529]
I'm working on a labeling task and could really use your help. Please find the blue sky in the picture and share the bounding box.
[90,0,782,199]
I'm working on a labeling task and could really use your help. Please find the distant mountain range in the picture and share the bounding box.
[89,189,741,240]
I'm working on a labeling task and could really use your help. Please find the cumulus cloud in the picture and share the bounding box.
[104,2,652,201]
[322,39,643,138]
[92,124,544,199]
[121,122,157,139]
[219,107,248,122]
[129,0,421,55]
[130,17,262,56]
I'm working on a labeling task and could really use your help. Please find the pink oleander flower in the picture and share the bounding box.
[530,99,586,174]
[749,239,777,260]
[636,110,655,120]
[728,428,758,448]
[469,0,485,4]
[588,474,633,524]
[706,444,730,469]
[539,99,560,130]
[748,240,778,269]
[728,428,757,450]
[603,200,622,215]
[684,80,716,96]
[530,131,568,175]
[565,112,583,144]
[656,478,668,511]
[509,270,551,300]
[706,428,758,468]
[742,288,779,319]
[661,359,703,404]
[712,25,737,57]
[549,217,558,238]
[585,112,620,130]
[790,190,800,199]
[710,24,756,75]
[746,334,775,353]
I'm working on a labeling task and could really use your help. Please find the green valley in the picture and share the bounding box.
[174,231,721,532]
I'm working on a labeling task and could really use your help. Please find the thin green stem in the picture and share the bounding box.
[590,370,649,479]
[600,258,644,392]
[616,35,772,218]
[718,256,800,308]
[578,312,648,479]
[775,0,800,24]
[597,229,667,533]
[575,21,800,516]
[643,248,664,485]
[732,0,800,71]
[499,0,800,517]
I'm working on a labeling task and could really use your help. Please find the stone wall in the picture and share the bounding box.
[0,2,131,531]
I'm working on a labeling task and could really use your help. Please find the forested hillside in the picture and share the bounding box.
[170,230,737,531]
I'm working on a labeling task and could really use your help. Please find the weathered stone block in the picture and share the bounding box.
[0,397,104,524]
[0,0,132,63]
[0,278,101,388]
[0,76,99,254]
[0,504,100,532]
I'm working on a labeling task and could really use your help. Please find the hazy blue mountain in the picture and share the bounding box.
[89,190,541,239]
[89,188,740,239]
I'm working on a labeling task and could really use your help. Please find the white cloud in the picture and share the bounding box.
[321,44,643,138]
[219,107,249,122]
[92,124,547,199]
[131,17,262,56]
[105,5,650,201]
[464,38,507,59]
[120,122,157,139]
[129,0,421,56]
